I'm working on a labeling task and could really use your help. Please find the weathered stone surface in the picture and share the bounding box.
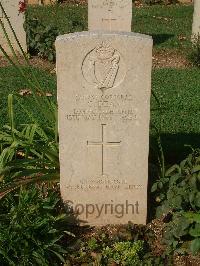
[88,0,132,32]
[0,0,27,55]
[192,0,200,37]
[56,31,152,226]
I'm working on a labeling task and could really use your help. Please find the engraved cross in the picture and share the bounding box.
[87,124,121,176]
[102,11,117,31]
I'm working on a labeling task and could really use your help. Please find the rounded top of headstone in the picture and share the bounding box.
[56,31,153,43]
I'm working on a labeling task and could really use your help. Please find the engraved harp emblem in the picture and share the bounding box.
[94,42,120,91]
[82,42,124,93]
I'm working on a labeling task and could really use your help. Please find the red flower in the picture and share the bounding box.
[19,1,26,13]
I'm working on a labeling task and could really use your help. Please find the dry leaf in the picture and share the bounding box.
[91,252,98,258]
[17,151,25,157]
[36,91,52,97]
[153,15,172,22]
[50,67,56,74]
[19,89,32,96]
[178,35,187,41]
[46,92,53,97]
[36,92,42,96]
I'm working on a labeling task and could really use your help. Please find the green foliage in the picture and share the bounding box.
[71,239,145,265]
[151,148,200,217]
[102,241,144,265]
[152,149,200,256]
[0,186,72,265]
[26,4,87,34]
[189,34,200,68]
[164,212,200,255]
[25,17,59,61]
[67,225,164,265]
[87,237,99,251]
[0,93,59,197]
[25,5,87,61]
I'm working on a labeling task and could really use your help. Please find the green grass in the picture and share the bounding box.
[134,5,193,50]
[0,66,56,126]
[151,68,200,161]
[0,66,199,162]
[27,4,193,50]
[152,68,200,134]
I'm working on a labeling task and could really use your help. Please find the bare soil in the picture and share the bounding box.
[0,50,191,71]
[153,49,191,68]
[0,55,55,72]
[77,219,200,266]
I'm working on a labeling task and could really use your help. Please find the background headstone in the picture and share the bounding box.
[27,0,57,5]
[88,0,132,32]
[0,0,27,55]
[192,0,200,38]
[178,0,193,3]
[56,31,152,226]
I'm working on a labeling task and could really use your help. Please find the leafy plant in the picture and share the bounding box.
[25,17,59,61]
[0,4,59,196]
[0,186,74,265]
[102,240,144,265]
[66,8,86,33]
[87,237,99,251]
[185,212,200,254]
[66,224,165,265]
[152,148,200,256]
[164,212,200,255]
[151,148,200,217]
[0,93,59,197]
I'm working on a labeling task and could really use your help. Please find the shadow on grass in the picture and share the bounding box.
[147,132,200,222]
[150,132,200,164]
[151,33,174,46]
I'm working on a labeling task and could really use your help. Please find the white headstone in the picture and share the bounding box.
[56,31,152,226]
[88,0,132,32]
[0,0,27,55]
[192,0,200,38]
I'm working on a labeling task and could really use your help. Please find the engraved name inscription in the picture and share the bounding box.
[91,0,130,9]
[65,93,138,123]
